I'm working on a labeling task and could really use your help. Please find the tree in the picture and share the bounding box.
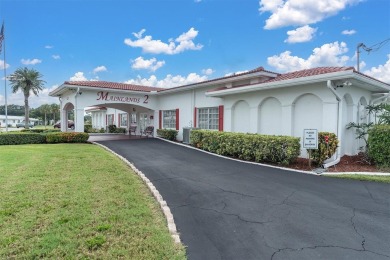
[9,67,45,129]
[50,103,60,124]
[41,104,51,127]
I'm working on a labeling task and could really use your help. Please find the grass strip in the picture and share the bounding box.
[0,143,186,259]
[327,174,390,183]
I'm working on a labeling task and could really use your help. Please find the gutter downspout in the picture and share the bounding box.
[323,80,342,168]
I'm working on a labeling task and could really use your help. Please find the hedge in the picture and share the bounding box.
[368,125,390,167]
[157,129,178,141]
[190,130,300,165]
[308,132,339,166]
[21,129,61,133]
[0,132,46,145]
[0,132,89,145]
[46,132,90,143]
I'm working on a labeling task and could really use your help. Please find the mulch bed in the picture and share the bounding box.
[285,154,380,173]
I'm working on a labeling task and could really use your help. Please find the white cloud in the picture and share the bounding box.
[131,57,165,72]
[259,0,360,29]
[52,55,61,60]
[0,59,10,70]
[267,41,349,72]
[364,54,390,83]
[202,68,214,75]
[124,28,203,55]
[285,25,317,43]
[69,72,87,81]
[124,73,208,88]
[341,29,356,35]
[194,0,202,2]
[93,65,107,74]
[21,58,42,65]
[45,45,53,49]
[0,85,60,108]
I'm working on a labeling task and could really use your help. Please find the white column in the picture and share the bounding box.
[224,107,232,132]
[249,106,258,134]
[281,105,293,136]
[75,108,84,132]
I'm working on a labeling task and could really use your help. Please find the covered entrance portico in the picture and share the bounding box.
[50,81,162,134]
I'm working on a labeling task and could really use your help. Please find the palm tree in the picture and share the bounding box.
[9,67,45,129]
[50,103,60,124]
[41,104,51,128]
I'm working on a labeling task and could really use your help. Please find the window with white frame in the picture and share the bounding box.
[120,113,128,127]
[198,107,219,130]
[163,110,176,129]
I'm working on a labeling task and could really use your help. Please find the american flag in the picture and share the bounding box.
[0,22,4,55]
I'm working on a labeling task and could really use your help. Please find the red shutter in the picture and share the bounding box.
[218,105,224,132]
[159,110,162,129]
[194,107,197,128]
[176,109,179,130]
[118,114,120,126]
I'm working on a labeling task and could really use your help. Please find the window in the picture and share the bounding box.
[120,113,127,127]
[198,107,219,130]
[163,110,176,129]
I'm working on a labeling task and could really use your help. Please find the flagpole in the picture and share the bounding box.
[2,21,7,132]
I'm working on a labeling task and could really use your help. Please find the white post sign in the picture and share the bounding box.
[303,129,318,149]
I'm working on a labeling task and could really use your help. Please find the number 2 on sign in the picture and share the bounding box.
[143,95,149,104]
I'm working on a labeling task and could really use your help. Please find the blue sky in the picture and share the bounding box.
[0,0,389,108]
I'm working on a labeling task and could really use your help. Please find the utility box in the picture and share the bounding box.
[183,127,198,144]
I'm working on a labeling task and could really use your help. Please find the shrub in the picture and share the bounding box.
[21,129,60,133]
[0,132,46,145]
[84,124,93,133]
[108,125,117,133]
[368,125,390,167]
[114,127,126,134]
[308,132,338,166]
[157,129,178,141]
[46,132,89,143]
[190,130,300,165]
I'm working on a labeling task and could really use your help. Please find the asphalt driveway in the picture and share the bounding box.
[97,138,390,260]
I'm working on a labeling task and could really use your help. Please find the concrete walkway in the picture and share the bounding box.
[96,138,390,260]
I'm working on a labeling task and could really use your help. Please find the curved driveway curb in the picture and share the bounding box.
[92,142,181,244]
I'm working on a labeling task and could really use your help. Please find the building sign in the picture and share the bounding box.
[303,129,318,149]
[96,91,149,104]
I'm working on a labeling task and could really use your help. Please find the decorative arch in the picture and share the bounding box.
[258,97,282,135]
[293,94,323,156]
[232,100,250,133]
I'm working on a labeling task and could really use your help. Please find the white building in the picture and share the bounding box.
[0,115,39,127]
[49,66,390,161]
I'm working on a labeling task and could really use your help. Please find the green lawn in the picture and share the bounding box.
[0,144,186,259]
[327,174,390,183]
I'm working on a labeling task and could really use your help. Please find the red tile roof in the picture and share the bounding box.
[267,66,354,83]
[64,81,163,92]
[207,66,386,93]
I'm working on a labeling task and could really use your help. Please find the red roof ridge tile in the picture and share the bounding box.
[64,80,163,92]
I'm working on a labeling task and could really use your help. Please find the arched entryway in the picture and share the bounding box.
[232,100,250,133]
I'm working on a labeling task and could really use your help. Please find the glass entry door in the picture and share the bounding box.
[139,113,150,132]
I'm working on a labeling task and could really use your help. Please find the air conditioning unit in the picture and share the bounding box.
[183,127,198,144]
